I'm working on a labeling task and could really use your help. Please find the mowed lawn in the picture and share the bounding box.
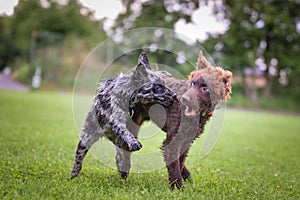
[0,90,299,199]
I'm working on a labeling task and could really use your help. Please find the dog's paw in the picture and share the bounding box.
[119,171,129,180]
[170,178,183,190]
[71,173,78,179]
[181,168,191,182]
[128,140,142,152]
[71,164,82,179]
[183,176,193,183]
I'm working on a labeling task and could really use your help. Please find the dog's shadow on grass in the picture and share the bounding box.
[70,169,170,191]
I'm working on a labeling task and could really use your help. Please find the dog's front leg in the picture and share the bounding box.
[115,148,131,179]
[115,118,142,179]
[179,150,191,181]
[161,100,182,189]
[162,136,182,190]
[167,158,182,190]
[109,123,142,152]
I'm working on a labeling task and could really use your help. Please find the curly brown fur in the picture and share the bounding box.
[127,51,232,189]
[162,51,232,189]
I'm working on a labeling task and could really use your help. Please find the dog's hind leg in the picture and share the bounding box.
[71,110,103,179]
[71,131,102,179]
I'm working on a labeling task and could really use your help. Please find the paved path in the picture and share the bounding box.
[0,74,29,91]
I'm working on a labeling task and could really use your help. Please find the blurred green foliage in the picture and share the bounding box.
[113,0,300,110]
[13,64,30,84]
[11,0,106,58]
[202,0,300,100]
[0,0,106,85]
[0,0,299,111]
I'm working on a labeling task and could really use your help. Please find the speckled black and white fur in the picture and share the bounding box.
[71,52,177,179]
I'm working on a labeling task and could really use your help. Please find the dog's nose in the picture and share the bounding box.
[180,94,190,105]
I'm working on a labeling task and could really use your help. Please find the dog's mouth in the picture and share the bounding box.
[182,104,200,117]
[181,98,199,117]
[184,105,197,117]
[180,96,199,117]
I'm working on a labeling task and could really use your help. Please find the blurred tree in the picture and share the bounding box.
[113,0,300,101]
[0,16,17,70]
[114,0,199,30]
[112,0,205,75]
[204,0,300,100]
[9,0,106,64]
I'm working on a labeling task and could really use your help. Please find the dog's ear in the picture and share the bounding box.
[133,52,151,78]
[188,71,200,82]
[223,70,233,100]
[137,52,151,69]
[196,51,210,70]
[189,51,211,81]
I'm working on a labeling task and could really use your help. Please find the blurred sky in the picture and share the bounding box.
[0,0,19,15]
[0,0,228,42]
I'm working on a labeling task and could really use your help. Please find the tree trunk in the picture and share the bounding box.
[243,75,258,103]
[263,75,273,99]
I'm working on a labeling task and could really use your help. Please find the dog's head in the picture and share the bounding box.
[180,51,232,117]
[129,82,176,109]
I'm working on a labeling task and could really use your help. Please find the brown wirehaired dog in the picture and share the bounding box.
[126,51,232,189]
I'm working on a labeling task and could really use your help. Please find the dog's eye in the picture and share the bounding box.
[153,84,163,94]
[190,81,195,86]
[202,86,209,93]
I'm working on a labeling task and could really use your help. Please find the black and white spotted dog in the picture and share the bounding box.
[71,52,177,179]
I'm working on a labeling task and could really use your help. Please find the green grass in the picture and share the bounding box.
[0,90,299,199]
